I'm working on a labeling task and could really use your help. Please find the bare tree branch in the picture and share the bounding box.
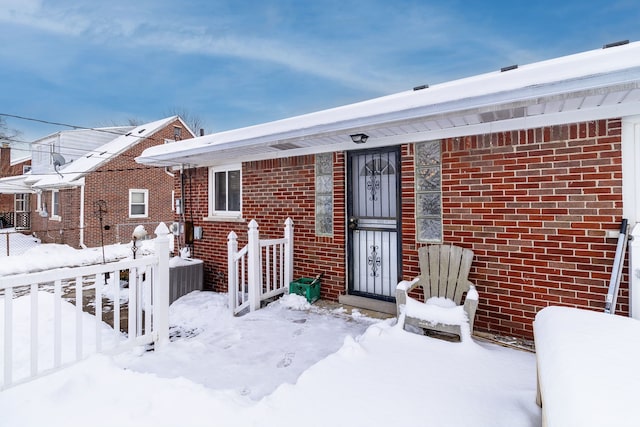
[0,117,22,145]
[163,107,210,135]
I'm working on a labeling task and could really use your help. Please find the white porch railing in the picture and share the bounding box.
[228,218,293,315]
[0,223,170,390]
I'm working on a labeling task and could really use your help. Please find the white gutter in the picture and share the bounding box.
[137,65,640,168]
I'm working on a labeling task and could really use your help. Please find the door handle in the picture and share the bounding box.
[348,217,359,230]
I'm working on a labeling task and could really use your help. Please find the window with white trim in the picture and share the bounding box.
[209,165,241,217]
[36,192,42,213]
[14,193,28,213]
[129,189,149,218]
[51,190,61,220]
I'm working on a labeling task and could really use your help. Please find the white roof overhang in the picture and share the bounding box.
[0,175,35,194]
[136,43,640,168]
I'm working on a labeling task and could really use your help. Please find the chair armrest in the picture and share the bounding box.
[463,284,479,331]
[396,277,420,312]
[465,283,478,300]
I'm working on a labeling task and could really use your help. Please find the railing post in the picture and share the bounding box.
[630,223,640,319]
[284,217,294,292]
[247,219,261,312]
[227,231,238,314]
[153,222,170,348]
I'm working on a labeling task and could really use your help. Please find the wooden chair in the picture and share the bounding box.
[396,244,478,341]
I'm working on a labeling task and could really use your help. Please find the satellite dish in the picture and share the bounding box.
[52,153,66,168]
[52,153,66,178]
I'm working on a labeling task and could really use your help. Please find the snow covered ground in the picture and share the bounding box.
[0,242,541,426]
[0,293,540,426]
[0,227,41,257]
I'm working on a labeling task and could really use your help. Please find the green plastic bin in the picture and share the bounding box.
[289,277,321,303]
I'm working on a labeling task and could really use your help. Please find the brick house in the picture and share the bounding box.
[137,42,640,340]
[12,116,195,248]
[0,144,32,229]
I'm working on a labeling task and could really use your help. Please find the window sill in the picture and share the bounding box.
[203,216,246,223]
[49,215,62,222]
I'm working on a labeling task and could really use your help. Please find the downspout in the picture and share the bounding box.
[622,117,640,319]
[630,224,640,319]
[79,182,87,248]
[180,164,186,251]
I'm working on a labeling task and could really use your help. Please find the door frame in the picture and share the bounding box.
[346,146,402,302]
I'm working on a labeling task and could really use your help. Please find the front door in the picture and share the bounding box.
[347,147,401,302]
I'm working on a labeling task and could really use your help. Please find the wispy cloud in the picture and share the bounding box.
[0,1,498,94]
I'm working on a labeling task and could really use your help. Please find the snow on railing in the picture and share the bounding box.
[228,218,293,315]
[0,223,170,390]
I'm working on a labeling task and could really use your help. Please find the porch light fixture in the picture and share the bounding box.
[350,133,369,144]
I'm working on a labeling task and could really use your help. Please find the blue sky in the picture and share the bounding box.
[1,0,640,153]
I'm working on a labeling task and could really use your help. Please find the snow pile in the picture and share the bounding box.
[534,306,640,427]
[278,293,311,310]
[404,296,469,327]
[0,289,540,427]
[0,239,157,276]
[168,256,202,268]
[0,292,125,383]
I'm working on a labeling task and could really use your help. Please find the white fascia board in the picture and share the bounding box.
[138,71,640,168]
[142,99,640,169]
[0,175,35,194]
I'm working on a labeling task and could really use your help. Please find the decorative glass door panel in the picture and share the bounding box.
[347,148,401,301]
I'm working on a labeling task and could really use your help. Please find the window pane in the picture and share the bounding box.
[228,170,240,211]
[131,204,146,215]
[15,193,27,212]
[215,171,227,211]
[52,192,59,216]
[131,192,145,203]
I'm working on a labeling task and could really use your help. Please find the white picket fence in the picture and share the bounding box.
[0,223,170,390]
[228,218,293,315]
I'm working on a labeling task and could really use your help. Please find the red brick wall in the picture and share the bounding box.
[31,118,193,248]
[30,187,81,246]
[182,153,348,299]
[182,118,624,340]
[83,119,191,247]
[0,146,31,213]
[442,119,623,338]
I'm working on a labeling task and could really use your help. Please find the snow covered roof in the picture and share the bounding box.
[30,126,133,148]
[0,174,34,194]
[137,41,640,168]
[30,116,181,189]
[10,155,31,167]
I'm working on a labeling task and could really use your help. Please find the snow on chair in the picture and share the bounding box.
[396,244,478,341]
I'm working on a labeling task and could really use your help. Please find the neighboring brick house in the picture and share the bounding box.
[20,116,194,247]
[137,42,640,340]
[0,144,32,229]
